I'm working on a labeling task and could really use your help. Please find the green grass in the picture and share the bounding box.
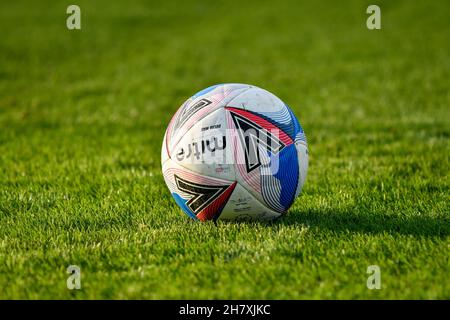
[0,0,449,299]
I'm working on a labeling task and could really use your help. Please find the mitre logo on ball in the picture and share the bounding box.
[161,83,308,221]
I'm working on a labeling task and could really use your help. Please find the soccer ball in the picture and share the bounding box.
[161,83,308,221]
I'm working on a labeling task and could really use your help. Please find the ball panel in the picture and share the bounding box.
[225,87,286,113]
[219,182,281,221]
[261,143,300,211]
[294,140,308,198]
[169,107,235,181]
[225,106,299,213]
[162,158,236,221]
[192,83,252,99]
[161,129,170,166]
[166,84,253,154]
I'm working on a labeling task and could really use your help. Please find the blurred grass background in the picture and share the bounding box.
[0,0,449,299]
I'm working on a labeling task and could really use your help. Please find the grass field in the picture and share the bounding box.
[0,0,449,299]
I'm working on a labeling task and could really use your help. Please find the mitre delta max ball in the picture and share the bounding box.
[161,84,308,221]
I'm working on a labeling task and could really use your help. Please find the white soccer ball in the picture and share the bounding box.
[161,83,308,221]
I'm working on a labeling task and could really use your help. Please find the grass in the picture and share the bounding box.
[0,0,449,299]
